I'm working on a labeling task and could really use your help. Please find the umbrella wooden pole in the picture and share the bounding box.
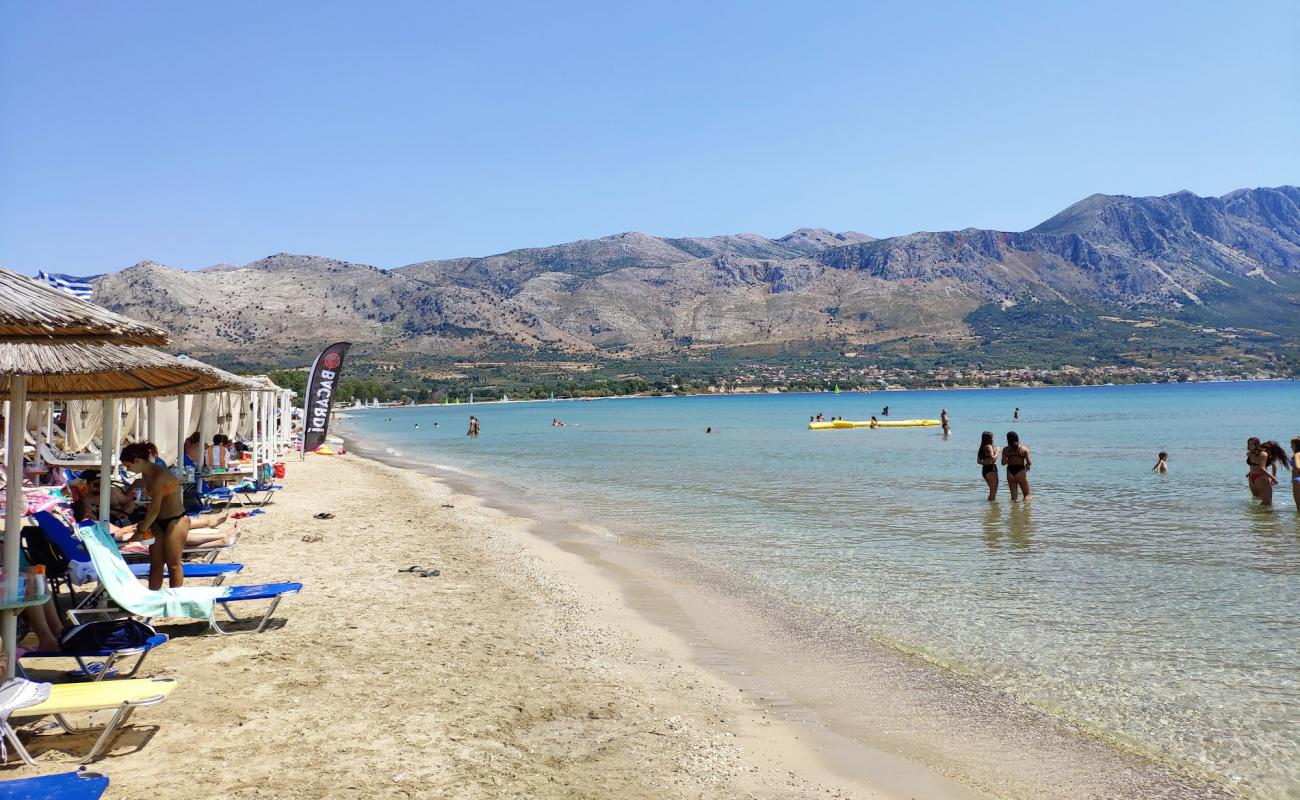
[99,398,118,526]
[176,396,186,472]
[147,397,157,447]
[251,390,260,483]
[198,395,210,476]
[3,375,27,679]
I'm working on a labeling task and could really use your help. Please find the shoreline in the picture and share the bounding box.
[340,426,1241,800]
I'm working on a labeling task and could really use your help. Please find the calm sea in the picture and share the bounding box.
[345,382,1299,798]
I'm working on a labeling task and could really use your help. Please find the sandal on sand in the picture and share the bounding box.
[313,512,335,520]
[397,565,423,573]
[67,662,119,680]
[418,569,441,577]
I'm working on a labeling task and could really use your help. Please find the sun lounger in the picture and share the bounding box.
[2,678,176,764]
[0,769,109,800]
[77,522,301,634]
[35,509,241,571]
[18,634,170,683]
[37,442,102,468]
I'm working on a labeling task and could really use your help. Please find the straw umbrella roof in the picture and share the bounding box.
[0,266,168,345]
[173,355,266,393]
[0,341,242,399]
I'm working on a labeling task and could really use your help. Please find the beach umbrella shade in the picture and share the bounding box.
[0,267,166,345]
[0,268,242,678]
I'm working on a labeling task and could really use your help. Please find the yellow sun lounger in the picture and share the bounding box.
[2,678,176,765]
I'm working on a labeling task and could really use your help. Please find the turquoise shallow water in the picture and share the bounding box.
[346,382,1300,798]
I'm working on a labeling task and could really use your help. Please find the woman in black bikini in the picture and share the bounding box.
[977,431,1000,501]
[120,441,189,589]
[1002,431,1031,501]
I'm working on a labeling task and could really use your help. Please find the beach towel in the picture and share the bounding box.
[77,522,223,620]
[0,678,51,763]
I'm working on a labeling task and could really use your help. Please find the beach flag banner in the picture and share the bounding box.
[302,342,351,453]
[36,270,96,301]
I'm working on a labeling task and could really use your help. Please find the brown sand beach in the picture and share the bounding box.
[9,452,1234,799]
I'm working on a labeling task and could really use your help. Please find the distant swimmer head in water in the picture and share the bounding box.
[1014,407,1020,419]
[705,427,712,433]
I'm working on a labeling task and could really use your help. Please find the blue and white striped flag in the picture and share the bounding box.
[37,271,96,301]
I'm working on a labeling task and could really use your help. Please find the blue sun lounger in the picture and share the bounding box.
[0,770,108,800]
[77,522,301,635]
[18,633,170,683]
[33,511,243,586]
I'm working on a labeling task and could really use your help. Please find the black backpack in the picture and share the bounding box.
[59,619,157,652]
[21,524,70,581]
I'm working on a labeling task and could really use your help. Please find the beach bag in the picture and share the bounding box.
[182,481,203,514]
[21,524,70,581]
[59,619,156,652]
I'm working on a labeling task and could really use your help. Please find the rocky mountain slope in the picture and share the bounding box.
[87,187,1300,365]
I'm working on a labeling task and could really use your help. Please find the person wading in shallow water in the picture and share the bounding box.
[1002,431,1031,501]
[977,431,1001,501]
[467,416,480,437]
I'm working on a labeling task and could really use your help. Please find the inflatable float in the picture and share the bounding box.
[808,419,940,430]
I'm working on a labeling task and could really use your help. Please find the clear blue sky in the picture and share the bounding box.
[1,0,1296,275]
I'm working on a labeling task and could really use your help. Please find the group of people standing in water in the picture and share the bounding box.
[1245,436,1300,508]
[977,431,1031,502]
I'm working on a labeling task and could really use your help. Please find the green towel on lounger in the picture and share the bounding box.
[78,522,224,620]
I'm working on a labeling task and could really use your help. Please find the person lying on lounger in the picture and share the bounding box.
[72,500,241,551]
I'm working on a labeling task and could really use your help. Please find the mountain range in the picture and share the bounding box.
[88,186,1300,372]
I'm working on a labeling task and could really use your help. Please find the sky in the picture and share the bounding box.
[1,0,1297,276]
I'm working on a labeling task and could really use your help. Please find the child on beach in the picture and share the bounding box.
[1152,452,1168,474]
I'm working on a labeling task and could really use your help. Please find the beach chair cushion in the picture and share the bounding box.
[220,582,302,602]
[0,770,109,800]
[9,678,176,719]
[22,634,168,661]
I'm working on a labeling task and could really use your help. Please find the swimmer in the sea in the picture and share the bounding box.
[1290,437,1300,511]
[977,431,1000,501]
[1152,452,1168,474]
[1002,431,1030,501]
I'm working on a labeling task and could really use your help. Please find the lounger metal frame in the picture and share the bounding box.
[18,636,169,683]
[1,679,174,765]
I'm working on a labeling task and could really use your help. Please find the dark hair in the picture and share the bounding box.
[185,432,200,445]
[1247,437,1260,448]
[1006,431,1020,451]
[120,441,159,464]
[1262,440,1288,468]
[1292,437,1300,453]
[212,434,229,446]
[1158,451,1168,459]
[978,431,994,460]
[78,468,100,483]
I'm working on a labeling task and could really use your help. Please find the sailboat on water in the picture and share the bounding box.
[469,393,474,405]
[501,393,509,402]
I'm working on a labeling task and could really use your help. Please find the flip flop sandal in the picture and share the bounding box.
[313,512,335,520]
[66,661,119,680]
[397,565,424,573]
[419,569,441,577]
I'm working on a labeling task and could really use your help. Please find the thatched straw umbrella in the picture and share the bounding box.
[0,267,166,345]
[0,269,250,678]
